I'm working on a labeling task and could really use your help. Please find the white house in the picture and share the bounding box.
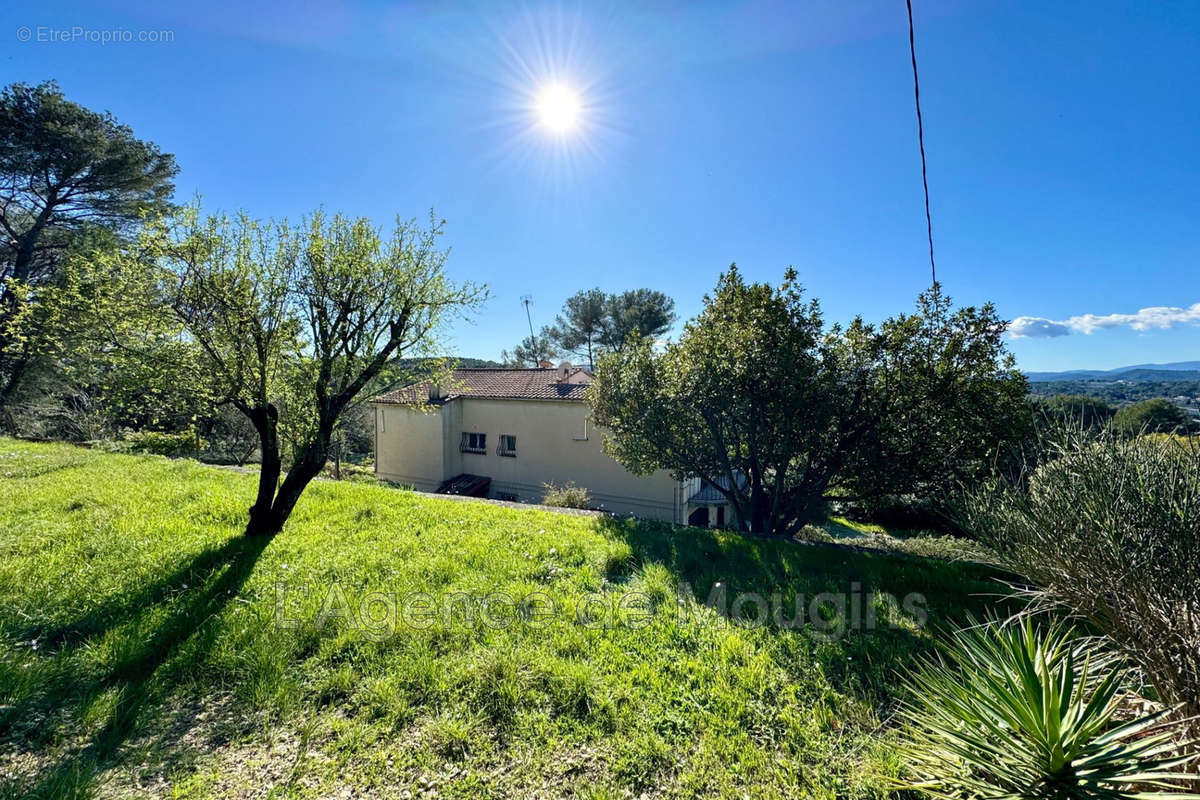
[371,363,706,522]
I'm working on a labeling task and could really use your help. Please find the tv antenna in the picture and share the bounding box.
[520,295,535,340]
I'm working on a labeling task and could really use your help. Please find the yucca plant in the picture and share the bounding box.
[898,617,1198,799]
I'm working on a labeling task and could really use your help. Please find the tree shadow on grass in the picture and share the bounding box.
[6,542,262,654]
[2,533,271,800]
[595,516,1019,704]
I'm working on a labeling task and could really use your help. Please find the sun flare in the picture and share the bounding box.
[535,83,581,133]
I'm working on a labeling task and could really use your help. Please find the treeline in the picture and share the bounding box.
[1033,394,1196,435]
[588,266,1034,536]
[6,79,1192,547]
[1029,378,1200,405]
[0,82,486,536]
[1,82,178,437]
[587,268,1200,538]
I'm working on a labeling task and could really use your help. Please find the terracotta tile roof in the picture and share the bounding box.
[372,367,593,405]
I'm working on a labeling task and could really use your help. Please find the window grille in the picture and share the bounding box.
[460,432,486,453]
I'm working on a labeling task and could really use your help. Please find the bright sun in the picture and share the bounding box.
[535,83,581,133]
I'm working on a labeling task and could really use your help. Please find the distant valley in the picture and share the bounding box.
[1025,361,1200,383]
[1025,361,1200,410]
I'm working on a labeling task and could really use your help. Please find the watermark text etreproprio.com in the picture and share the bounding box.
[16,25,175,44]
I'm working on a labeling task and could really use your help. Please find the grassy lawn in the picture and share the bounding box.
[0,440,1013,799]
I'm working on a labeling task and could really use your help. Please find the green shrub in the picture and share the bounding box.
[898,618,1198,799]
[965,432,1200,719]
[884,534,993,562]
[542,481,591,509]
[126,429,205,456]
[797,524,835,543]
[1111,398,1194,436]
[1033,394,1116,433]
[92,429,206,457]
[321,461,376,482]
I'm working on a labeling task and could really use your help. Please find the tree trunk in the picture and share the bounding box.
[243,418,333,537]
[0,335,34,432]
[266,436,329,531]
[244,404,282,537]
[749,474,769,534]
[0,214,58,429]
[0,373,21,434]
[12,218,51,284]
[236,440,255,468]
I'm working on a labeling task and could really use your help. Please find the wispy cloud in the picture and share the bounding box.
[1010,302,1200,338]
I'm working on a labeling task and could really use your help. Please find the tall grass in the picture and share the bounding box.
[1,439,1009,798]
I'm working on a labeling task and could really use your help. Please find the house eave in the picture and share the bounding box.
[370,395,587,407]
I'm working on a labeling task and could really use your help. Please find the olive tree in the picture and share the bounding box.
[133,207,484,536]
[588,265,873,535]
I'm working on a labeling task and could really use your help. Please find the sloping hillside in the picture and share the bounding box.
[0,440,1009,799]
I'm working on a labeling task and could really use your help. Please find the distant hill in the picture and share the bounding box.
[1026,361,1200,382]
[1108,368,1200,382]
[395,356,504,370]
[447,357,505,369]
[1114,360,1200,373]
[364,356,505,401]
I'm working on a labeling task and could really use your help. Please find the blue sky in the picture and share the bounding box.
[6,0,1199,371]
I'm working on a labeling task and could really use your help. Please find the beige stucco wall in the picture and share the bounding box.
[372,403,445,492]
[372,398,682,522]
